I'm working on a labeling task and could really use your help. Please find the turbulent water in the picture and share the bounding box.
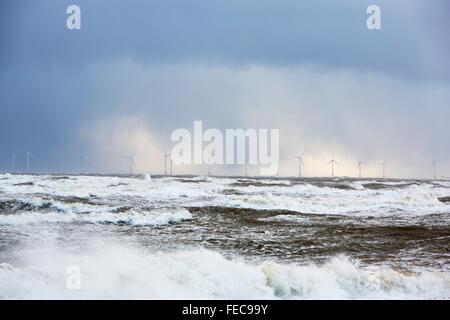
[0,173,449,299]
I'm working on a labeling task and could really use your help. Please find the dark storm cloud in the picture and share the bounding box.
[2,0,449,80]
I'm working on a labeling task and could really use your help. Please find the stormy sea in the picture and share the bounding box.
[0,173,449,299]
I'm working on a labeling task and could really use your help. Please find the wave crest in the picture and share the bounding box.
[0,246,448,299]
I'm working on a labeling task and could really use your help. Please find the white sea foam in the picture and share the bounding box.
[140,173,152,180]
[0,208,192,226]
[258,215,307,223]
[1,174,449,218]
[202,182,450,216]
[0,244,448,299]
[1,174,448,300]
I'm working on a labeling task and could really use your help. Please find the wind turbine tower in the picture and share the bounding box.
[80,154,89,173]
[294,152,305,177]
[328,153,338,177]
[126,155,135,175]
[162,147,171,176]
[11,155,16,172]
[26,152,33,173]
[244,159,248,177]
[277,160,279,177]
[431,153,438,180]
[358,157,368,178]
[207,157,212,176]
[382,160,386,179]
[164,153,170,176]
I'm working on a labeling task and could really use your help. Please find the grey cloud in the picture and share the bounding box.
[2,0,449,81]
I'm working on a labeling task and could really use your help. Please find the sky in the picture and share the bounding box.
[1,0,449,178]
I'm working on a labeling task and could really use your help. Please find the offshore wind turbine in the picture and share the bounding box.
[80,154,89,173]
[431,153,438,180]
[294,152,305,177]
[244,159,248,177]
[357,157,368,178]
[126,155,135,175]
[164,153,170,176]
[207,157,212,176]
[382,160,386,179]
[11,155,16,172]
[162,147,171,176]
[328,153,338,177]
[277,160,279,177]
[26,152,33,173]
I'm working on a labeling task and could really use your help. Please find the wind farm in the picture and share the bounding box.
[2,148,448,181]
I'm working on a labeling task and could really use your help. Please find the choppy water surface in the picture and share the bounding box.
[0,173,449,299]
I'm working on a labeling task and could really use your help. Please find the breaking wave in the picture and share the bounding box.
[0,244,448,299]
[1,174,450,217]
[0,202,191,226]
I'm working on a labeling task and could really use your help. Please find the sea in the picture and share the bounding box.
[0,173,449,299]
